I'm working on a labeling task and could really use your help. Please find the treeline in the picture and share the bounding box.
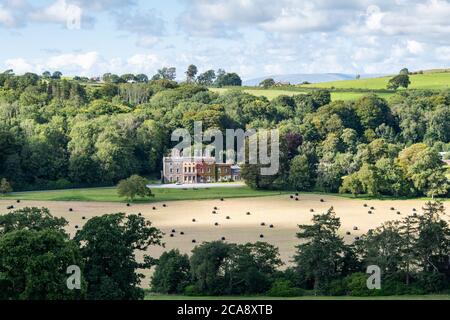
[0,70,449,196]
[242,93,450,198]
[0,202,448,299]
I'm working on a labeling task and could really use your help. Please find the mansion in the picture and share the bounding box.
[162,155,241,184]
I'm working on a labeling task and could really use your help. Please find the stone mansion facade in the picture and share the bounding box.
[162,155,241,184]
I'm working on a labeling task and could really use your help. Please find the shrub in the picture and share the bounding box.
[266,280,304,297]
[184,285,202,297]
[416,272,447,294]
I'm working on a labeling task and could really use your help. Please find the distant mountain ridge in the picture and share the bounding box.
[243,73,386,86]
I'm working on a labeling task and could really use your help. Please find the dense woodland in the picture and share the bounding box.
[0,70,449,197]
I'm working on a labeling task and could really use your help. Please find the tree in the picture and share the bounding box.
[225,242,282,295]
[0,178,12,195]
[288,155,315,191]
[340,173,364,197]
[155,67,176,81]
[294,208,350,293]
[0,207,68,236]
[356,221,405,279]
[52,71,62,79]
[399,68,410,75]
[216,72,242,87]
[259,78,275,88]
[121,74,136,82]
[42,71,51,79]
[185,65,198,82]
[355,95,393,130]
[74,213,163,300]
[197,70,216,86]
[387,74,411,90]
[0,229,85,300]
[189,241,282,295]
[151,249,190,294]
[135,74,149,83]
[190,241,233,295]
[415,202,450,276]
[117,175,154,202]
[403,147,449,196]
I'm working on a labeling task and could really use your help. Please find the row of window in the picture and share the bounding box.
[168,167,230,174]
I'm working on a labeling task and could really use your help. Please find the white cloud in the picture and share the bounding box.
[406,40,424,54]
[136,36,160,48]
[5,57,33,74]
[47,52,99,71]
[30,0,82,27]
[0,5,15,27]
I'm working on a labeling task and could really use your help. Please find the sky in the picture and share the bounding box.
[1,0,450,80]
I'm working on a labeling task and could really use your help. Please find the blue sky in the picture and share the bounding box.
[1,0,450,80]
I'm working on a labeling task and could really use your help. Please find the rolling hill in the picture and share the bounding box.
[243,73,384,86]
[298,71,450,90]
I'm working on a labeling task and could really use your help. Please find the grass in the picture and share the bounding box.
[2,186,288,203]
[146,294,450,301]
[299,71,450,91]
[210,87,395,101]
[2,187,447,203]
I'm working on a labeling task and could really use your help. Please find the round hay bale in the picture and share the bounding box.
[368,210,373,214]
[16,200,21,203]
[214,222,219,226]
[295,198,299,201]
[170,234,174,238]
[82,217,86,220]
[180,232,185,235]
[295,193,299,196]
[171,229,176,233]
[69,208,73,212]
[220,198,224,201]
[138,213,142,217]
[346,232,351,235]
[214,207,218,210]
[261,222,266,226]
[269,224,274,229]
[192,239,196,243]
[221,237,226,241]
[355,236,360,240]
[353,226,358,231]
[413,208,417,212]
[153,207,157,210]
[226,216,231,220]
[246,212,251,216]
[163,204,167,208]
[75,225,79,229]
[397,212,401,215]
[290,195,294,199]
[192,219,196,223]
[212,211,217,214]
[260,234,265,238]
[364,204,368,207]
[126,203,131,207]
[370,207,375,210]
[310,209,314,212]
[320,199,325,203]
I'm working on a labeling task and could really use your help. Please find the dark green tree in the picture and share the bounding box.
[74,213,163,300]
[151,249,191,294]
